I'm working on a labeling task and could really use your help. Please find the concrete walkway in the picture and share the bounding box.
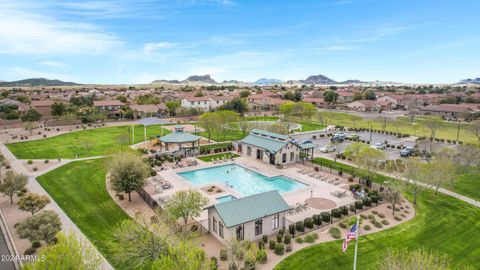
[316,155,480,208]
[0,143,113,269]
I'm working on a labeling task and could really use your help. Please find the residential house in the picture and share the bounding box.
[93,100,125,118]
[181,96,211,111]
[420,104,480,119]
[346,100,383,112]
[303,97,325,108]
[30,100,54,119]
[209,95,234,109]
[130,104,167,118]
[206,190,289,243]
[336,90,355,103]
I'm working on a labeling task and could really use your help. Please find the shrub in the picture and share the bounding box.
[339,222,347,229]
[31,240,41,249]
[256,249,267,263]
[394,216,402,221]
[211,257,218,270]
[278,229,285,235]
[362,197,372,207]
[372,210,378,215]
[229,262,238,270]
[244,258,255,269]
[295,221,305,232]
[370,195,380,204]
[313,233,318,239]
[274,243,285,255]
[304,234,315,243]
[288,224,296,236]
[355,201,363,210]
[44,160,49,164]
[235,249,244,260]
[401,213,406,218]
[378,213,385,218]
[368,214,375,220]
[364,225,371,230]
[329,227,341,239]
[285,244,292,253]
[349,204,356,212]
[312,214,322,226]
[320,212,331,223]
[258,240,264,249]
[33,167,38,171]
[331,208,342,218]
[269,240,276,250]
[372,221,383,228]
[349,184,361,191]
[220,249,228,261]
[381,220,390,225]
[262,235,268,243]
[276,233,283,243]
[341,206,348,216]
[295,237,304,244]
[404,210,410,214]
[304,217,314,229]
[27,160,33,165]
[24,247,36,255]
[284,234,291,245]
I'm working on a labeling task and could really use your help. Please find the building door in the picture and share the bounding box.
[256,149,263,159]
[236,225,244,240]
[269,154,275,165]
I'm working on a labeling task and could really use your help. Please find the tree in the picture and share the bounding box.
[406,99,419,125]
[301,102,316,122]
[18,193,50,216]
[240,90,250,98]
[456,144,480,173]
[376,117,389,132]
[402,158,425,206]
[164,190,208,226]
[0,171,28,204]
[136,93,160,105]
[425,118,442,141]
[166,101,181,116]
[377,249,451,270]
[423,147,457,195]
[216,110,239,139]
[17,210,62,244]
[356,147,386,182]
[116,95,127,103]
[51,101,66,118]
[238,117,252,136]
[110,219,168,269]
[323,90,338,108]
[23,121,35,135]
[199,112,219,142]
[22,232,102,270]
[384,182,402,215]
[343,142,367,162]
[109,150,150,202]
[279,102,294,130]
[219,97,249,115]
[21,108,42,122]
[78,137,94,152]
[363,90,376,100]
[151,241,212,270]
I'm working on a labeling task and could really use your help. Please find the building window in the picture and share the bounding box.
[282,153,287,163]
[212,217,217,233]
[255,219,262,236]
[236,225,244,240]
[272,214,279,230]
[290,152,294,162]
[219,222,224,238]
[247,146,252,156]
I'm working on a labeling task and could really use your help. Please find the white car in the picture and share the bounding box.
[371,142,385,150]
[319,145,337,153]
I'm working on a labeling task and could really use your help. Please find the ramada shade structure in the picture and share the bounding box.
[158,125,201,152]
[132,117,171,143]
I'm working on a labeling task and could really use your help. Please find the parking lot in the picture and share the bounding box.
[292,130,417,160]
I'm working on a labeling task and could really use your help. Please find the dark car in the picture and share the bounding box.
[400,147,415,157]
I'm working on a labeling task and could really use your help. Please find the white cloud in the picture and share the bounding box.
[0,2,122,55]
[143,42,177,54]
[315,45,357,52]
[39,61,65,67]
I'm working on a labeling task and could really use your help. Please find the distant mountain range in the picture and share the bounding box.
[253,78,284,85]
[0,78,80,87]
[152,75,217,85]
[458,78,480,84]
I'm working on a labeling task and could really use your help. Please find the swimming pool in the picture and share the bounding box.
[178,164,307,196]
[216,195,236,203]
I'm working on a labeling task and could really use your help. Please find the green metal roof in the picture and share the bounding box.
[250,129,290,140]
[159,131,200,143]
[210,191,289,228]
[298,142,315,149]
[240,134,287,153]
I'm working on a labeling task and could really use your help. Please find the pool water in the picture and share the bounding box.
[178,164,307,196]
[216,195,236,203]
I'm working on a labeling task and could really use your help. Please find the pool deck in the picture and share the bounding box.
[147,155,357,225]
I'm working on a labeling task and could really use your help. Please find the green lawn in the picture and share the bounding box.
[196,152,239,162]
[452,173,480,201]
[194,129,246,142]
[245,115,279,121]
[6,124,170,159]
[296,121,327,132]
[317,111,478,144]
[275,160,480,270]
[37,159,131,269]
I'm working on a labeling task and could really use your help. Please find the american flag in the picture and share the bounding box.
[342,223,358,252]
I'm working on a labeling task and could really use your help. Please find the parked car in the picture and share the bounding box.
[346,133,360,140]
[333,132,346,139]
[319,145,337,153]
[371,142,385,150]
[400,146,416,157]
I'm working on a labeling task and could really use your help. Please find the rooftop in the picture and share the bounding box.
[208,190,289,228]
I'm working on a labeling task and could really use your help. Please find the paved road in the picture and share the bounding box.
[317,155,480,208]
[0,143,113,270]
[0,220,16,270]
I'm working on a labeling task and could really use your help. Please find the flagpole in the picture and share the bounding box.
[353,215,360,270]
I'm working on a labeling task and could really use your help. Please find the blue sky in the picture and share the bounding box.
[0,0,479,84]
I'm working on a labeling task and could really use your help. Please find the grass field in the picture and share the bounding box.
[296,121,327,132]
[317,111,478,144]
[196,152,239,162]
[6,124,170,159]
[37,159,130,269]
[275,160,480,270]
[453,173,480,201]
